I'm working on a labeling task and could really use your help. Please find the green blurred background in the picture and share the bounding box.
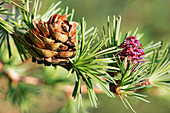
[1,0,170,113]
[55,0,170,45]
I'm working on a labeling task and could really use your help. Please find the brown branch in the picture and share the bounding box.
[65,84,105,94]
[0,62,105,95]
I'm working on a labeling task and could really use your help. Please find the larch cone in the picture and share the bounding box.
[24,13,78,66]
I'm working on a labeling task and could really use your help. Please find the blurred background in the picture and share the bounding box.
[56,0,170,44]
[0,0,170,113]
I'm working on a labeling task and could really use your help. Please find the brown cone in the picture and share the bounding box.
[24,13,78,66]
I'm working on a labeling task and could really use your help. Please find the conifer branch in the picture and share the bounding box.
[0,0,170,113]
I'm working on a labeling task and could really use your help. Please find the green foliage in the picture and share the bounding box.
[117,61,151,112]
[70,18,120,107]
[0,2,29,60]
[0,2,14,59]
[0,1,14,33]
[58,98,89,113]
[6,83,39,113]
[101,16,170,112]
[0,0,170,113]
[39,66,71,86]
[148,44,170,91]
